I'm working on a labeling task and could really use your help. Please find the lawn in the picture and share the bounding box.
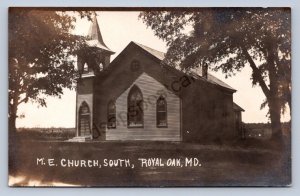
[8,136,291,187]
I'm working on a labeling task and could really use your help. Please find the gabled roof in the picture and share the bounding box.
[133,42,166,61]
[86,15,114,54]
[233,103,245,112]
[132,41,235,92]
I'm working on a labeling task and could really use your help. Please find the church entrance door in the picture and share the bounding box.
[78,102,91,136]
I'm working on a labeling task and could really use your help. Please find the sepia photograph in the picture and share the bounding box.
[8,7,291,187]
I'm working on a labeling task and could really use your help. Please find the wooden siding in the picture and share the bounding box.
[106,72,181,141]
[180,83,236,142]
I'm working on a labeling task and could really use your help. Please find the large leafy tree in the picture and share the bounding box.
[140,8,291,140]
[9,8,93,133]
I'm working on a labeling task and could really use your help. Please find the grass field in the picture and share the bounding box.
[8,133,291,187]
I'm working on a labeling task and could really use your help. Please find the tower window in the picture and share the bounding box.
[99,63,104,71]
[157,96,167,127]
[128,85,143,128]
[107,100,116,129]
[83,63,89,73]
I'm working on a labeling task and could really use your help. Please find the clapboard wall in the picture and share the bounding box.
[106,72,181,141]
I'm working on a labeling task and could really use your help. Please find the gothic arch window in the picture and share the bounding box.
[157,96,167,127]
[107,100,116,129]
[78,101,91,135]
[128,85,143,128]
[99,62,104,71]
[83,62,89,73]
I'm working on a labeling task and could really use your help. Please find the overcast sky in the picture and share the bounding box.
[16,11,290,128]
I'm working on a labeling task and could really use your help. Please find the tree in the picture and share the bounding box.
[8,8,93,134]
[139,8,291,141]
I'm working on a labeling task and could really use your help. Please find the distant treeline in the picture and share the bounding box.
[244,123,271,130]
[16,127,76,141]
[17,127,75,132]
[244,122,290,129]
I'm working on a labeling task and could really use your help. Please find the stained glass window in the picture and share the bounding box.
[128,85,143,127]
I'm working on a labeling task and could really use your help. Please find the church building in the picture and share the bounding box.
[72,16,244,142]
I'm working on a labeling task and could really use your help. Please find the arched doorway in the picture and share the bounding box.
[78,101,91,136]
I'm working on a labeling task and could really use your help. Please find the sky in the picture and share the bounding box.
[15,11,290,128]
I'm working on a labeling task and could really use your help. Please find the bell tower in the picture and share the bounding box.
[77,14,115,75]
[73,14,115,141]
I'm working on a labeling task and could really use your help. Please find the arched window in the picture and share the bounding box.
[83,62,89,73]
[99,62,104,71]
[157,96,167,127]
[128,85,143,127]
[79,101,91,135]
[107,100,116,129]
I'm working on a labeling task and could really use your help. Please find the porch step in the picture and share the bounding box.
[68,135,92,142]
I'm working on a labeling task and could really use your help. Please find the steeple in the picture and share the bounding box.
[77,13,115,75]
[86,15,114,54]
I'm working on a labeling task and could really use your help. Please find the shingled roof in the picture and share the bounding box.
[133,41,236,92]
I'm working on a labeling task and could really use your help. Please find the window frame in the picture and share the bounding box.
[127,85,144,128]
[107,100,116,129]
[83,62,89,73]
[156,96,168,128]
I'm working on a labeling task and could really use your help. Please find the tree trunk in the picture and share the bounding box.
[264,40,285,147]
[268,96,283,147]
[9,115,17,135]
[268,96,282,138]
[8,102,18,176]
[9,100,18,138]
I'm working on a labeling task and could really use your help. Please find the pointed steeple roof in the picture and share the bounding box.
[86,15,114,54]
